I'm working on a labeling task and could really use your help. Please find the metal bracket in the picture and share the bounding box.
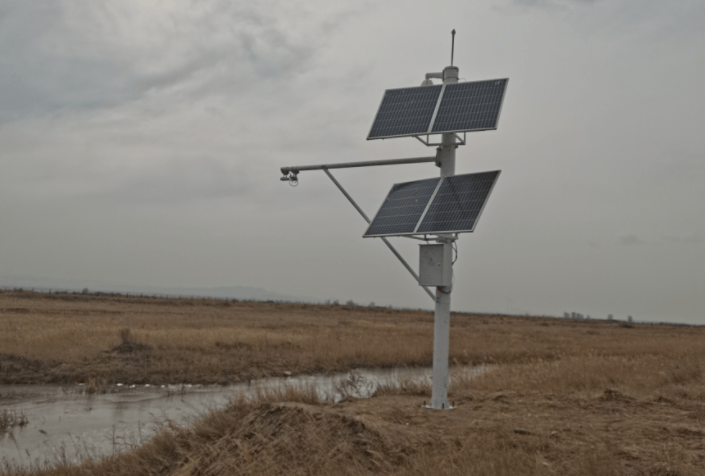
[413,132,466,147]
[414,135,440,147]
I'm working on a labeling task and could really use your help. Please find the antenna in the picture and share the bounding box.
[278,44,510,410]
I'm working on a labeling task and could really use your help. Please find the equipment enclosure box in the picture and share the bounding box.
[419,244,452,287]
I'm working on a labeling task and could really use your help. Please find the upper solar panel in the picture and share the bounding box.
[367,85,442,140]
[430,80,508,134]
[363,171,500,237]
[367,78,508,140]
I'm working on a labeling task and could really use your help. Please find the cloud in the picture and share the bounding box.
[503,0,705,47]
[617,233,647,246]
[661,233,703,245]
[0,0,370,212]
[94,158,254,205]
[0,1,359,122]
[509,0,600,8]
[616,233,704,247]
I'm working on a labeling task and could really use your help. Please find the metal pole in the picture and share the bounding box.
[430,66,458,410]
[430,243,452,409]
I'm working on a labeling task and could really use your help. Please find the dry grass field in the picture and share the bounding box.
[1,289,704,475]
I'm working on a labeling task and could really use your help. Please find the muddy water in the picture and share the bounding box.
[0,366,484,470]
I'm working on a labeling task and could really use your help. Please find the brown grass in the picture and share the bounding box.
[1,290,439,385]
[2,290,702,387]
[2,290,705,475]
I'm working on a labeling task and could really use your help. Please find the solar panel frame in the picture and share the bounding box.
[366,85,443,140]
[366,78,508,140]
[363,171,500,238]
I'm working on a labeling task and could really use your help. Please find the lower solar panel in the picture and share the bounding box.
[416,171,500,234]
[363,177,440,237]
[363,171,500,237]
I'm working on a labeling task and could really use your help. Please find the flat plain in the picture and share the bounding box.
[1,290,704,475]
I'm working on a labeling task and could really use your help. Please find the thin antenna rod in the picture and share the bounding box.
[450,29,456,66]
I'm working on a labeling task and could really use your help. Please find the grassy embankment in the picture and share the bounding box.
[1,290,704,475]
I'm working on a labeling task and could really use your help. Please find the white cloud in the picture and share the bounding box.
[661,233,703,245]
[617,233,647,246]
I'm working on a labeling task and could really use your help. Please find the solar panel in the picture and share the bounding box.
[367,85,442,140]
[363,177,441,237]
[364,171,500,237]
[431,80,508,134]
[416,171,500,234]
[367,79,508,140]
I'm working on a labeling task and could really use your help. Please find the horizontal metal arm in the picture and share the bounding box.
[281,156,437,176]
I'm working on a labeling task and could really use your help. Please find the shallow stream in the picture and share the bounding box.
[1,366,483,470]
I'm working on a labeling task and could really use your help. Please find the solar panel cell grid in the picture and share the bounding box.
[367,79,507,139]
[431,80,508,134]
[367,85,442,139]
[363,178,440,237]
[364,171,500,237]
[416,171,500,234]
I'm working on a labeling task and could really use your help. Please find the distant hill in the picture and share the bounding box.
[0,273,317,303]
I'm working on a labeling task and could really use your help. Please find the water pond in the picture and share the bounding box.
[1,366,484,470]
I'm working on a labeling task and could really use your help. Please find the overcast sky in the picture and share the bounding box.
[1,0,703,323]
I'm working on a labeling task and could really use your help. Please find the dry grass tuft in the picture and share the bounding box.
[375,376,431,397]
[0,410,28,432]
[111,328,150,355]
[83,378,112,395]
[247,383,323,406]
[388,432,570,476]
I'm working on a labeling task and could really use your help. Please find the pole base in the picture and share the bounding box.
[424,403,454,411]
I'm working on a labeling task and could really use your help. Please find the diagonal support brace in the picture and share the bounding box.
[322,168,435,301]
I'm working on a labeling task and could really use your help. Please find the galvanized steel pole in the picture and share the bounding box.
[430,65,459,410]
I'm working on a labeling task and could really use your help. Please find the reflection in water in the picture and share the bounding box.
[0,366,485,470]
